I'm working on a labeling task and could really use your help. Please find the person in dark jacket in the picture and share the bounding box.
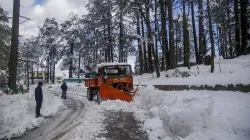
[19,84,23,94]
[35,82,43,118]
[61,82,68,99]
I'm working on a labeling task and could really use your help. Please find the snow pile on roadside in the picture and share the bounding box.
[134,54,250,86]
[0,85,64,139]
[96,86,250,140]
[100,99,148,121]
[135,86,250,140]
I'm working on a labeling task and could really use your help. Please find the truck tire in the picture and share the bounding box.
[87,88,93,101]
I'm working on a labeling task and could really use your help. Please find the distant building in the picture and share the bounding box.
[29,71,47,83]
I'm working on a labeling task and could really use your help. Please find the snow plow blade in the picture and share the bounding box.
[99,84,137,102]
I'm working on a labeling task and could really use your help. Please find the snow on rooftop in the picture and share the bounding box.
[96,62,131,68]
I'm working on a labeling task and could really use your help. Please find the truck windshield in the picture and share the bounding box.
[102,65,132,76]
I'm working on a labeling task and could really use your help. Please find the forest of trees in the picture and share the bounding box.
[0,0,249,86]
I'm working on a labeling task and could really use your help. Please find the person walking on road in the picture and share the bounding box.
[61,82,68,99]
[19,84,23,94]
[35,82,43,118]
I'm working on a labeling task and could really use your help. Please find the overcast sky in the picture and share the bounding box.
[0,0,89,37]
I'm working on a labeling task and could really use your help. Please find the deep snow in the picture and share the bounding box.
[134,55,250,86]
[135,86,250,140]
[1,55,250,140]
[60,83,250,140]
[1,83,249,140]
[0,85,64,139]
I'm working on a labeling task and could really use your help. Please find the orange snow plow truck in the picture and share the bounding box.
[84,63,137,103]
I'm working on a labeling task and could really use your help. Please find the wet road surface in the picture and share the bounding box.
[12,93,84,140]
[99,111,148,140]
[11,92,147,140]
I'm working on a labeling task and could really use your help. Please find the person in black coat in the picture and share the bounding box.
[61,82,68,99]
[35,82,43,118]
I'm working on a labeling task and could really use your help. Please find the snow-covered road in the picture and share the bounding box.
[8,84,148,140]
[14,93,85,140]
[3,80,249,140]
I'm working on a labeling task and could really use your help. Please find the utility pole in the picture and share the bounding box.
[8,0,20,92]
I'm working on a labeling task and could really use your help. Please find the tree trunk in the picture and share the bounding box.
[51,47,55,84]
[191,1,199,64]
[31,62,34,84]
[168,0,176,69]
[145,0,154,73]
[234,0,241,56]
[141,12,148,73]
[36,58,39,80]
[183,0,190,69]
[107,24,111,62]
[46,58,49,83]
[227,0,233,58]
[9,0,20,91]
[104,26,108,62]
[223,28,228,58]
[155,0,160,78]
[183,0,187,66]
[137,13,143,75]
[219,27,225,58]
[78,52,81,78]
[69,43,73,78]
[26,57,29,90]
[159,0,167,71]
[217,27,221,56]
[198,0,205,63]
[207,0,215,73]
[241,0,249,55]
[119,11,123,63]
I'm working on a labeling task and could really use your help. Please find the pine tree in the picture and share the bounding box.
[235,0,241,56]
[198,0,205,63]
[191,1,199,63]
[207,0,215,73]
[154,0,160,77]
[241,0,249,55]
[168,0,176,69]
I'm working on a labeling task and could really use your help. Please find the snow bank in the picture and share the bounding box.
[92,85,250,140]
[134,86,250,140]
[0,85,64,139]
[134,55,250,86]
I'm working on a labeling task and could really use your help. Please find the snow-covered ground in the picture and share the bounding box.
[0,85,65,139]
[134,86,250,140]
[1,55,249,140]
[134,55,250,86]
[55,83,250,140]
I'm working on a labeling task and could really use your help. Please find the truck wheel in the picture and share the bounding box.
[87,88,93,101]
[96,90,101,104]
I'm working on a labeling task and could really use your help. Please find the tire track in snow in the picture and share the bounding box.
[13,93,85,140]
